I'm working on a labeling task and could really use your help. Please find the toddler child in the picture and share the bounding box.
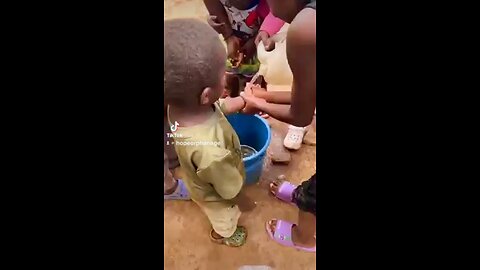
[164,18,255,247]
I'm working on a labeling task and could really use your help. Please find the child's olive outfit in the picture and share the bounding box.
[167,100,246,238]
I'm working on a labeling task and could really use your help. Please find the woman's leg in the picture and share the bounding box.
[267,175,316,248]
[267,210,316,248]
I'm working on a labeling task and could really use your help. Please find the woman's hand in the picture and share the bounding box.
[255,31,275,51]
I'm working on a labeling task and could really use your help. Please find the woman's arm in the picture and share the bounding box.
[243,9,317,127]
[251,88,292,104]
[259,12,285,38]
[255,0,285,51]
[285,9,317,126]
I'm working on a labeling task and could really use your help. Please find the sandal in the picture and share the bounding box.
[271,180,297,204]
[283,126,307,150]
[210,226,247,247]
[265,219,316,252]
[164,179,190,200]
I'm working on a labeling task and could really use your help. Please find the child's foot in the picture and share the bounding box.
[283,126,307,150]
[164,179,190,200]
[269,175,296,204]
[210,226,247,247]
[266,219,316,252]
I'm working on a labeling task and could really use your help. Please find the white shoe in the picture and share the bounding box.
[283,125,307,150]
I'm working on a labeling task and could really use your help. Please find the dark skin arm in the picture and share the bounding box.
[221,96,246,114]
[241,8,316,127]
[203,0,233,38]
[204,0,245,61]
[247,85,292,104]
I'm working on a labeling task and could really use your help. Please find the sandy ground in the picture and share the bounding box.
[164,1,317,269]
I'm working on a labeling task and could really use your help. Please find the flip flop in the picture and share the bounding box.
[210,226,248,247]
[283,126,307,150]
[271,181,297,204]
[164,179,190,200]
[265,219,316,252]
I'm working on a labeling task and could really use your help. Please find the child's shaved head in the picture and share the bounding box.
[164,18,226,107]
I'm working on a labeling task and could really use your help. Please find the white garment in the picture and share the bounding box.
[220,0,260,36]
[256,24,293,90]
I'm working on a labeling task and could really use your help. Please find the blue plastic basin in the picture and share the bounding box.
[227,113,271,184]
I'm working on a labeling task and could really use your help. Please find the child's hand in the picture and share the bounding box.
[244,83,265,97]
[242,83,259,114]
[226,35,241,60]
[240,38,256,61]
[207,16,228,35]
[255,31,275,52]
[241,86,267,114]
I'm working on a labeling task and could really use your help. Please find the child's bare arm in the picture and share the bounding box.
[203,0,233,38]
[219,96,246,115]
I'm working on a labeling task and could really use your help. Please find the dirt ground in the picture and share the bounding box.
[164,1,317,269]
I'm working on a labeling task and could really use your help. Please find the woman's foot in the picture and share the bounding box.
[269,175,287,197]
[266,219,316,251]
[269,175,296,203]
